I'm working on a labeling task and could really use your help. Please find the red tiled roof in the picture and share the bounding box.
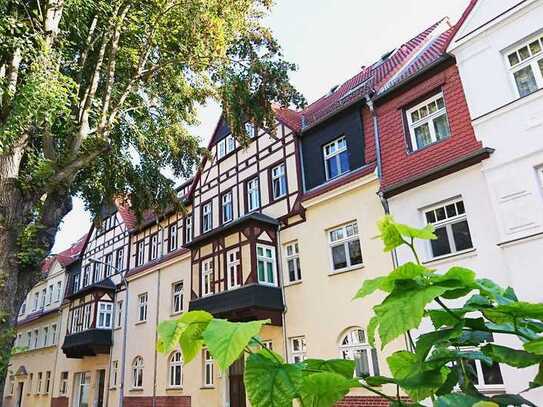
[273,106,302,132]
[56,233,87,267]
[117,203,137,231]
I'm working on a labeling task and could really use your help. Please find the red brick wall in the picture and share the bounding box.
[51,396,69,407]
[336,396,410,406]
[124,396,191,407]
[374,62,482,191]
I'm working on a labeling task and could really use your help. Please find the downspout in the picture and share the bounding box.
[275,225,290,361]
[119,272,129,407]
[152,268,161,407]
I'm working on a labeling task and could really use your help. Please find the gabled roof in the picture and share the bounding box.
[53,233,87,268]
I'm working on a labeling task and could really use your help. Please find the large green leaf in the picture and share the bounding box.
[432,267,476,287]
[374,285,451,347]
[367,316,379,347]
[157,319,180,353]
[202,318,269,371]
[434,394,489,407]
[364,375,397,387]
[428,308,470,329]
[299,372,357,407]
[245,351,303,407]
[395,222,436,241]
[491,394,537,407]
[481,344,543,368]
[388,351,449,401]
[530,363,543,389]
[377,215,405,252]
[303,359,355,379]
[177,311,213,363]
[484,302,543,324]
[524,338,543,355]
[353,277,387,300]
[415,325,463,360]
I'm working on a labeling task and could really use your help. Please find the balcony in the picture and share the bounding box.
[189,284,284,325]
[62,329,112,358]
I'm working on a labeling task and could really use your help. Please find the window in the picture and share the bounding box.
[46,285,53,305]
[221,191,233,224]
[226,249,241,290]
[138,293,148,322]
[20,299,26,315]
[40,288,46,308]
[26,332,31,348]
[507,33,543,97]
[116,247,124,271]
[226,134,236,154]
[73,273,80,292]
[247,177,260,212]
[406,93,450,151]
[51,324,57,345]
[37,372,42,394]
[202,259,214,297]
[88,263,97,284]
[104,253,113,277]
[185,215,193,244]
[202,202,213,233]
[340,328,379,377]
[33,292,39,311]
[271,163,287,200]
[16,333,21,347]
[245,122,256,138]
[467,357,504,387]
[168,223,178,252]
[323,137,349,180]
[83,303,92,330]
[217,135,236,159]
[169,351,183,388]
[59,372,68,395]
[97,302,113,329]
[43,327,48,347]
[290,337,306,363]
[172,281,184,314]
[33,329,39,348]
[111,361,118,387]
[136,240,145,266]
[425,199,473,258]
[28,373,33,395]
[132,356,144,388]
[149,234,159,261]
[328,222,363,272]
[285,242,301,283]
[262,340,273,351]
[256,245,276,286]
[217,139,227,159]
[203,349,214,387]
[116,300,123,328]
[55,281,62,302]
[44,371,51,394]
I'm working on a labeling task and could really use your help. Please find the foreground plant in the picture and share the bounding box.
[158,217,543,406]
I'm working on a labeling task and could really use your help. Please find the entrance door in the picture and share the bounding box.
[95,370,106,407]
[15,382,24,407]
[229,357,246,407]
[73,372,91,407]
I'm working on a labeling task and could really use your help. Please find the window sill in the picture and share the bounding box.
[135,320,147,326]
[166,386,184,391]
[129,388,144,392]
[200,386,215,390]
[422,248,477,266]
[284,280,303,288]
[328,264,364,277]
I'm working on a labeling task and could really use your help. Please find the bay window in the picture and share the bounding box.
[256,245,276,286]
[97,302,113,329]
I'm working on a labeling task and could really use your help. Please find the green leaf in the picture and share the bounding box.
[177,311,213,363]
[303,359,355,379]
[490,394,537,407]
[415,325,463,360]
[203,319,269,371]
[374,285,451,347]
[473,403,499,407]
[353,277,387,300]
[381,262,430,292]
[434,394,488,407]
[299,372,357,407]
[530,363,543,388]
[436,369,459,396]
[481,344,543,368]
[364,375,397,386]
[428,309,470,329]
[367,316,378,348]
[157,319,179,353]
[433,267,476,287]
[395,222,436,241]
[245,351,303,407]
[388,351,449,401]
[476,279,506,300]
[377,215,405,251]
[484,302,543,324]
[524,338,543,355]
[453,330,494,347]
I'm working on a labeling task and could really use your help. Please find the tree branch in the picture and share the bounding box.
[48,144,109,188]
[0,48,22,123]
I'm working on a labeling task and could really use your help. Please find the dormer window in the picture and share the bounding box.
[406,92,450,151]
[507,33,543,97]
[323,137,349,180]
[245,122,256,138]
[216,134,236,159]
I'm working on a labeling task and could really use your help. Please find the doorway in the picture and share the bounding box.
[15,382,24,407]
[229,357,246,407]
[95,369,106,407]
[72,371,91,407]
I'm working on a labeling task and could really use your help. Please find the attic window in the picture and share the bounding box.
[327,85,340,96]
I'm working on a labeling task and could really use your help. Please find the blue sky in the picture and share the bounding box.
[52,0,469,252]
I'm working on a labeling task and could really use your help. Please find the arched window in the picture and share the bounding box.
[339,328,379,377]
[132,356,144,388]
[169,351,183,387]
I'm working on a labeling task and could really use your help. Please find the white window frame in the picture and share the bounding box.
[33,292,39,311]
[271,163,287,200]
[97,302,113,329]
[169,223,178,252]
[202,259,214,297]
[339,327,380,378]
[245,122,256,138]
[461,346,504,390]
[59,371,68,395]
[289,337,306,363]
[51,324,57,345]
[138,293,148,322]
[55,281,62,302]
[116,247,124,271]
[20,299,26,315]
[247,177,260,212]
[284,241,301,283]
[150,234,159,261]
[506,32,543,98]
[323,136,349,180]
[40,288,46,309]
[104,253,113,277]
[44,371,51,394]
[226,134,236,154]
[46,285,53,305]
[168,351,183,388]
[111,361,118,388]
[132,356,144,389]
[217,139,226,159]
[33,329,39,349]
[116,300,123,328]
[424,199,473,260]
[172,281,184,314]
[185,215,193,243]
[203,349,214,387]
[136,240,145,266]
[256,245,277,286]
[222,191,233,224]
[202,202,213,233]
[328,221,363,272]
[406,92,450,151]
[43,327,48,347]
[226,249,241,290]
[37,372,42,394]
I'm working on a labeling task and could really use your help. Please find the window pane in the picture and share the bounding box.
[452,220,473,251]
[354,349,370,377]
[539,58,543,77]
[456,201,465,215]
[508,52,520,66]
[411,110,420,122]
[514,66,538,97]
[339,150,349,174]
[518,45,531,61]
[288,260,296,282]
[371,349,380,376]
[530,40,542,56]
[326,156,339,179]
[331,245,347,270]
[267,262,274,283]
[433,114,450,141]
[481,362,504,385]
[425,211,436,223]
[348,239,363,266]
[414,123,432,149]
[445,204,457,218]
[435,207,446,221]
[431,226,451,257]
[436,97,445,110]
[257,261,265,281]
